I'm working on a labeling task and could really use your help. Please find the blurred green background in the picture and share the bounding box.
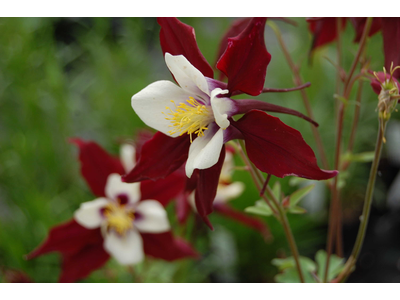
[0,17,399,283]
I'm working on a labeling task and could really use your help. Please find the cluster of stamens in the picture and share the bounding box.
[103,200,135,235]
[163,97,214,142]
[373,63,400,143]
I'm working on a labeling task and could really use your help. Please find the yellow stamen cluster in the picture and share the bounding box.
[163,97,214,142]
[103,202,135,235]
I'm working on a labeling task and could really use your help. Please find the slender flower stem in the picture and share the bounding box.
[335,119,387,282]
[236,141,305,283]
[324,17,373,283]
[268,21,329,170]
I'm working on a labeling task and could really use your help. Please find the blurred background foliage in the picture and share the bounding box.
[0,17,400,283]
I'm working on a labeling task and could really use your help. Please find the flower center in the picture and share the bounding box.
[163,97,214,142]
[103,202,135,235]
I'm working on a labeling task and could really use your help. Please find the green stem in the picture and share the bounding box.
[335,119,387,282]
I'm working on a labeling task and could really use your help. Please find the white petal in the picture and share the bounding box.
[165,53,209,96]
[131,80,194,137]
[120,144,136,173]
[215,182,245,204]
[74,198,108,229]
[134,200,170,233]
[105,173,140,204]
[185,127,224,178]
[210,88,231,129]
[104,229,144,265]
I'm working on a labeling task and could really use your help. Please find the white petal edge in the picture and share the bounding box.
[74,197,108,229]
[104,229,144,265]
[131,80,194,137]
[214,182,245,204]
[210,88,231,129]
[105,173,141,204]
[185,127,224,178]
[165,53,209,97]
[120,144,136,173]
[134,200,171,233]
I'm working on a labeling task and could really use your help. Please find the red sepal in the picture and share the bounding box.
[214,202,271,239]
[194,145,226,229]
[26,219,110,283]
[123,132,190,182]
[232,110,338,180]
[350,17,382,43]
[215,17,251,81]
[217,18,270,96]
[307,18,347,51]
[382,18,400,79]
[157,17,214,79]
[70,138,125,197]
[141,231,198,261]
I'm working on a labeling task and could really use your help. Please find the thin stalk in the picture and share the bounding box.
[335,119,387,282]
[269,21,329,170]
[324,17,373,282]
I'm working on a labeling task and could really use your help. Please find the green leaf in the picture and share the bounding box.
[245,200,273,217]
[275,267,317,283]
[288,206,307,214]
[272,256,316,272]
[289,184,315,207]
[272,181,281,201]
[315,250,345,282]
[272,256,317,283]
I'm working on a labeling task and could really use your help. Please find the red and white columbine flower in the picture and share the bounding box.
[27,139,196,282]
[74,173,170,265]
[125,17,338,227]
[132,52,235,178]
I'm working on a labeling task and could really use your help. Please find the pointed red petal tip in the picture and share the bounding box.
[217,17,270,96]
[233,110,338,181]
[157,17,214,79]
[69,137,125,197]
[307,17,347,52]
